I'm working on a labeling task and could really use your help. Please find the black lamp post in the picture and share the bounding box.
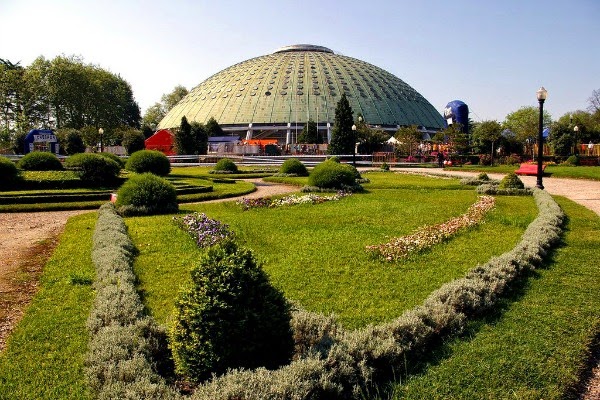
[574,125,579,155]
[98,128,104,153]
[536,87,547,189]
[351,123,357,166]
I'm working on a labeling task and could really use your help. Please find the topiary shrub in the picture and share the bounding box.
[125,150,171,176]
[64,153,121,186]
[498,172,525,189]
[477,172,490,181]
[564,155,580,166]
[308,160,357,189]
[115,173,178,216]
[213,158,238,173]
[279,158,308,176]
[98,152,125,168]
[169,240,294,382]
[0,156,20,188]
[17,151,63,171]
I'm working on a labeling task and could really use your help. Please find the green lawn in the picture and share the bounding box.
[1,172,598,399]
[446,164,600,180]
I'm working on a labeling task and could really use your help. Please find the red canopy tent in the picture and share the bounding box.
[145,129,175,155]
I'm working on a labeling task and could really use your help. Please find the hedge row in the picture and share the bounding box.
[86,203,180,399]
[0,192,112,205]
[87,190,564,399]
[189,188,564,399]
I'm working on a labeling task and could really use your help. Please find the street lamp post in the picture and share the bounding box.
[573,125,579,155]
[536,87,547,189]
[351,123,357,166]
[98,128,104,153]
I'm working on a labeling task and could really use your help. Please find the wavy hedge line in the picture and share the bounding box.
[87,189,564,399]
[189,188,565,399]
[86,203,180,399]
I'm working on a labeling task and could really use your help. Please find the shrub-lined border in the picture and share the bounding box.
[87,188,564,399]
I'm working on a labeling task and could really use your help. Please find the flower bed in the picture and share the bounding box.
[236,192,350,211]
[173,212,234,248]
[366,196,496,261]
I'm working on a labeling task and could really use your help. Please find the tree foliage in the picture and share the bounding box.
[141,85,188,129]
[0,55,140,148]
[471,120,503,156]
[328,93,354,155]
[205,117,224,137]
[503,106,552,143]
[297,119,322,144]
[175,116,196,154]
[394,125,422,156]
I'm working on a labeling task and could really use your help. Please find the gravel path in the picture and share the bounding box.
[0,173,598,397]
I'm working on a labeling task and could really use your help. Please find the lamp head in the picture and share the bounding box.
[536,87,547,101]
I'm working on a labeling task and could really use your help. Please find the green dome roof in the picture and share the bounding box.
[158,44,444,131]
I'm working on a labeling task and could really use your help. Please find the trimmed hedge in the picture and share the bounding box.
[279,158,308,176]
[308,160,357,190]
[0,156,20,188]
[88,189,565,399]
[188,188,564,399]
[115,173,178,216]
[17,151,63,171]
[213,158,238,173]
[98,152,125,168]
[65,153,121,186]
[86,203,178,399]
[125,150,171,176]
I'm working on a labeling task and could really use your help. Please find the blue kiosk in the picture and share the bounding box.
[23,129,59,155]
[443,100,469,134]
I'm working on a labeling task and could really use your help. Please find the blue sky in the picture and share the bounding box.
[2,0,598,122]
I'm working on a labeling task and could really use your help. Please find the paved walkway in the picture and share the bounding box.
[394,168,600,217]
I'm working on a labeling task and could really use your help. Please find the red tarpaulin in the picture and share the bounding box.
[145,129,175,155]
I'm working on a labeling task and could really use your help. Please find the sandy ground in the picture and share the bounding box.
[0,173,598,398]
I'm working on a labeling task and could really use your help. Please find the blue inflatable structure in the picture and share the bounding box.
[443,100,469,133]
[24,129,59,154]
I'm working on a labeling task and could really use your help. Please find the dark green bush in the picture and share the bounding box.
[18,151,63,171]
[214,158,238,173]
[122,130,146,155]
[115,173,178,216]
[125,150,171,176]
[279,158,308,176]
[308,160,356,189]
[498,172,525,189]
[0,156,20,188]
[564,155,579,166]
[56,128,86,155]
[477,172,490,181]
[98,152,125,168]
[169,240,293,382]
[64,153,121,186]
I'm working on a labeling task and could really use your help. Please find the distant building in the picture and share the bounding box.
[158,44,445,144]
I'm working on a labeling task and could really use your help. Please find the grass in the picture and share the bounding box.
[387,197,600,399]
[0,212,97,400]
[446,164,600,180]
[130,173,535,330]
[1,171,598,398]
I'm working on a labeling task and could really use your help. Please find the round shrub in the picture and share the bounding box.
[125,150,170,176]
[564,155,579,166]
[64,153,121,186]
[498,172,525,189]
[308,160,356,189]
[18,151,63,171]
[0,156,20,187]
[98,152,125,168]
[477,172,490,181]
[214,158,238,173]
[169,241,293,382]
[279,158,308,176]
[115,173,178,215]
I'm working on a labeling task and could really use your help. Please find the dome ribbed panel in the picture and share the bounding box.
[158,46,444,130]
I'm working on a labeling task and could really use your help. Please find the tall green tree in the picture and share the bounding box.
[192,122,208,155]
[141,85,188,129]
[205,117,224,137]
[472,120,503,163]
[503,106,552,144]
[297,119,321,143]
[328,93,354,155]
[175,116,196,154]
[394,125,422,156]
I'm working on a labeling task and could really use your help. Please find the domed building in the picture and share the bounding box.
[158,44,444,143]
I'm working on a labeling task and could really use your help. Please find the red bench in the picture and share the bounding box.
[515,163,546,176]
